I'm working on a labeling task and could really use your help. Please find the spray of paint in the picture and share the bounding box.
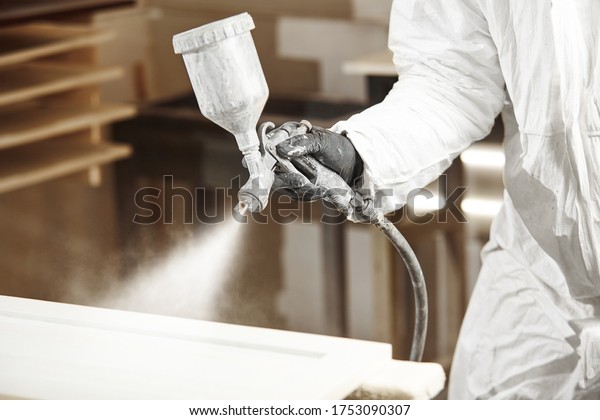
[89,219,244,320]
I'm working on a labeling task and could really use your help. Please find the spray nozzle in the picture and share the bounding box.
[236,201,250,217]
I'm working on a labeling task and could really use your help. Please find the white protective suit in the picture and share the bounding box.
[333,0,600,399]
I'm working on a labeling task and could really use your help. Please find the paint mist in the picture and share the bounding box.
[95,219,244,320]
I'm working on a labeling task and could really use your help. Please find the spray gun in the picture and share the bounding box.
[173,13,428,361]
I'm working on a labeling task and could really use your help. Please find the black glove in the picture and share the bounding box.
[273,126,363,201]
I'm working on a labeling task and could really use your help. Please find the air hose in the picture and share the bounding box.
[374,217,428,361]
[350,192,427,362]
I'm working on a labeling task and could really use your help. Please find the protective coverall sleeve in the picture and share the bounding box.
[332,0,505,213]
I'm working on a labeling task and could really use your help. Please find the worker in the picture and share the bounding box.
[274,0,600,399]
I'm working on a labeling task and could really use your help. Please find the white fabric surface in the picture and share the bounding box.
[333,0,600,399]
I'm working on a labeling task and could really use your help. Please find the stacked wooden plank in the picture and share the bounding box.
[0,20,138,302]
[0,22,135,193]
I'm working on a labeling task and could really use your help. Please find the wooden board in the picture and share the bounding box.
[342,51,395,77]
[0,23,113,68]
[0,63,122,107]
[351,0,393,25]
[0,102,135,150]
[0,1,134,23]
[0,139,132,194]
[89,7,153,103]
[0,295,391,399]
[145,0,353,19]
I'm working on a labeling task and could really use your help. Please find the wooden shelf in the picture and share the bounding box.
[0,19,134,194]
[0,102,135,150]
[0,23,113,68]
[0,62,122,107]
[0,139,132,194]
[0,1,134,24]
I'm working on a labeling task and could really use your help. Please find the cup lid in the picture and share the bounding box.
[173,12,255,54]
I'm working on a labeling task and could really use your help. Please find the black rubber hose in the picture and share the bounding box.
[374,217,428,362]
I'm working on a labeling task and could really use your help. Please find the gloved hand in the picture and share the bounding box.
[272,125,363,201]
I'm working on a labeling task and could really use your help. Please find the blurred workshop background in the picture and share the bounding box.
[0,0,504,371]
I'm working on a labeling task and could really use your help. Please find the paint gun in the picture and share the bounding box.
[256,119,371,220]
[173,13,428,361]
[172,13,360,218]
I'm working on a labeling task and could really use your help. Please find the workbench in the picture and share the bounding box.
[0,295,444,399]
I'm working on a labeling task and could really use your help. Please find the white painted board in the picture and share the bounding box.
[0,295,391,399]
[342,51,395,77]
